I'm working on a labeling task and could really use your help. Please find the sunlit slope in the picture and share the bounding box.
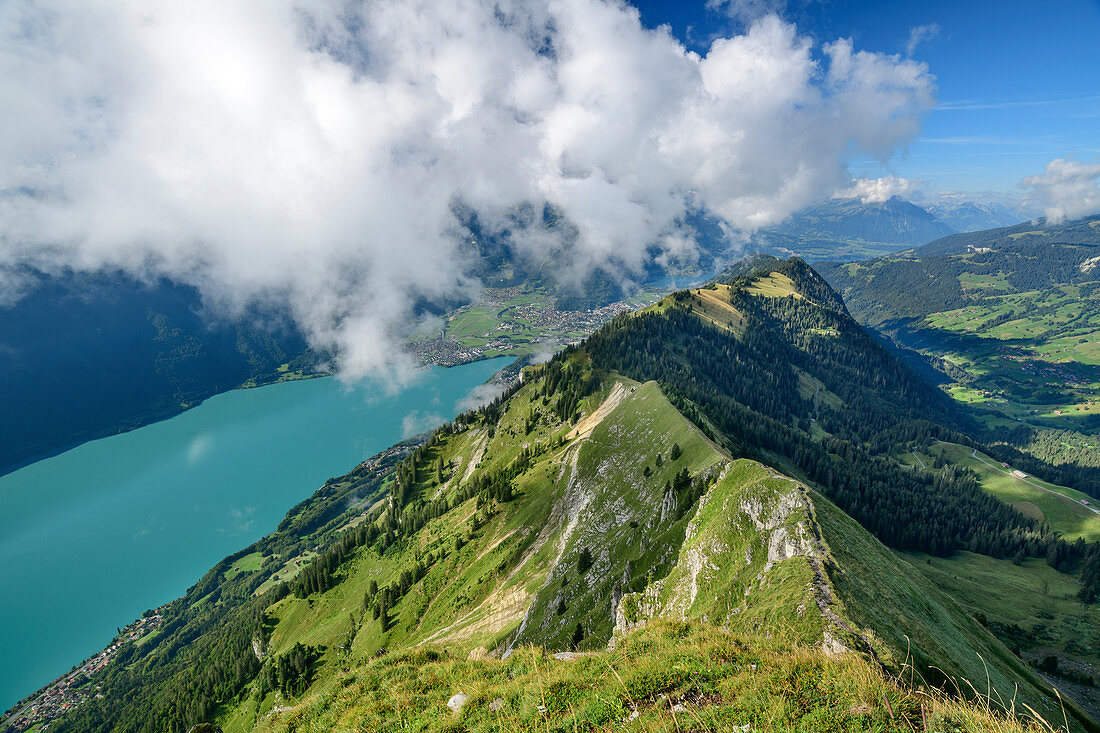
[255,622,1047,733]
[899,441,1100,542]
[817,216,1100,441]
[217,370,1085,732]
[814,496,1082,727]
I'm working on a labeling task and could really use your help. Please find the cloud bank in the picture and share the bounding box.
[1021,158,1100,224]
[837,176,921,203]
[0,0,934,378]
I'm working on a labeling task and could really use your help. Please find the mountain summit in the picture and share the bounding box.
[769,196,955,246]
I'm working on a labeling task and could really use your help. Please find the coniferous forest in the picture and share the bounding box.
[39,259,1100,732]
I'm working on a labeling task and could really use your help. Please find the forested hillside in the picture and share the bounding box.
[817,216,1100,489]
[0,269,315,473]
[27,257,1100,733]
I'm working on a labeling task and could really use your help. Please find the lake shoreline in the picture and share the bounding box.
[0,351,525,480]
[0,357,511,713]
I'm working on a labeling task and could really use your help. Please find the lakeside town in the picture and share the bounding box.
[405,293,646,368]
[3,611,164,733]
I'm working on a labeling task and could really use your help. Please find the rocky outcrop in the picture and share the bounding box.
[612,462,865,661]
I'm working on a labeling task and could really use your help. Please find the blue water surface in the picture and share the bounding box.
[0,357,508,710]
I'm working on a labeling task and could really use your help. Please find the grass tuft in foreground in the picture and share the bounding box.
[259,621,1060,733]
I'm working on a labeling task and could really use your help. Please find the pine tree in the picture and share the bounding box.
[577,547,593,574]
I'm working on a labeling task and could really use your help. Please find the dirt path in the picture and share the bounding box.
[565,382,629,441]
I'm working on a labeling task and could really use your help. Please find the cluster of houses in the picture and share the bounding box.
[505,299,634,336]
[407,296,636,368]
[406,337,490,366]
[356,443,416,474]
[4,611,163,732]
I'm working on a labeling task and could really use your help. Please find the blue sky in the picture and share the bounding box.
[631,0,1100,199]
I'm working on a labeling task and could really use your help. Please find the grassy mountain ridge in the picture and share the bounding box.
[32,258,1099,733]
[916,216,1100,257]
[229,371,1074,732]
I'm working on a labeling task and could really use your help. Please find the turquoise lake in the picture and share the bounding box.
[0,357,509,711]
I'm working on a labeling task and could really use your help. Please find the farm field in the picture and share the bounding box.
[818,218,1100,440]
[223,551,264,580]
[899,441,1100,542]
[925,285,1100,429]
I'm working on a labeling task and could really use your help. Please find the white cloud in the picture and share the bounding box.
[0,0,935,378]
[454,382,508,414]
[905,23,940,57]
[401,410,444,439]
[1021,158,1100,224]
[707,0,789,23]
[837,176,921,203]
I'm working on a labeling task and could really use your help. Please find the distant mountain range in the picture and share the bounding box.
[770,196,955,245]
[924,200,1028,233]
[752,196,1029,262]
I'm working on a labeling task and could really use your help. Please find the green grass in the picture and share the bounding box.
[744,272,803,299]
[913,284,1100,431]
[900,551,1100,723]
[253,551,318,596]
[959,272,1012,291]
[680,284,746,334]
[239,363,321,388]
[813,494,1086,729]
[224,551,264,580]
[927,442,1100,542]
[215,369,1092,733]
[254,621,1049,733]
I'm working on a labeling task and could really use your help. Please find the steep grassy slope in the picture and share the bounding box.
[815,496,1073,724]
[39,256,1100,733]
[615,460,835,648]
[254,622,1050,733]
[902,551,1100,721]
[210,372,1085,732]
